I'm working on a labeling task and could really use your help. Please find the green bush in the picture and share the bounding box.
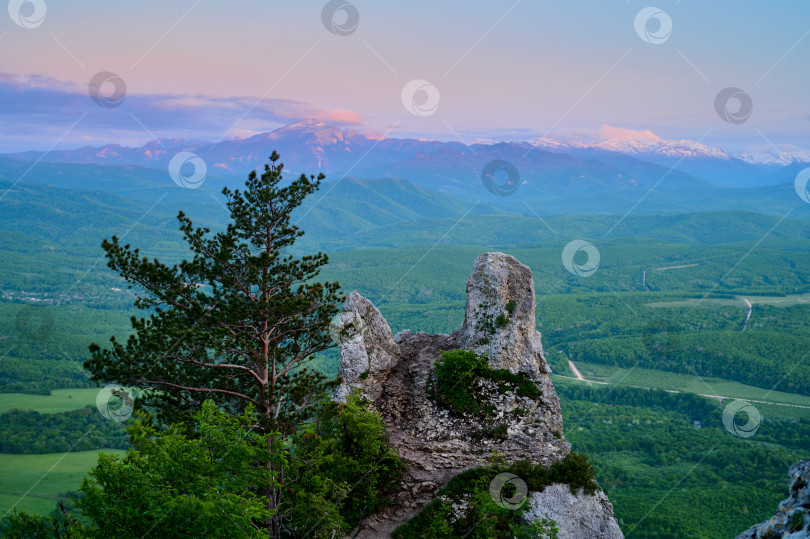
[432,349,489,415]
[788,511,805,532]
[288,391,405,534]
[431,349,542,417]
[393,452,597,538]
[1,396,405,539]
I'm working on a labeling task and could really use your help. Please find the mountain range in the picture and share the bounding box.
[5,120,803,183]
[2,120,808,220]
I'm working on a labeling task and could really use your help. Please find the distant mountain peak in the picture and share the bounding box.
[256,120,369,148]
[530,124,731,161]
[739,148,810,166]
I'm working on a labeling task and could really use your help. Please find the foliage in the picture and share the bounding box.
[1,510,85,539]
[75,401,280,538]
[6,184,810,539]
[23,154,413,539]
[431,349,488,415]
[431,349,541,417]
[282,392,405,537]
[0,357,93,395]
[0,407,128,454]
[557,384,806,538]
[0,395,404,539]
[555,385,719,427]
[85,153,343,435]
[1,402,279,538]
[516,519,560,539]
[788,511,805,532]
[393,452,597,538]
[539,292,810,395]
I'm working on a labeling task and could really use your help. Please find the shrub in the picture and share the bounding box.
[289,392,406,533]
[431,350,542,417]
[432,349,490,415]
[788,511,805,532]
[393,452,597,538]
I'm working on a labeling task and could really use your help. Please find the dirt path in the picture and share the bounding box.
[741,298,752,331]
[551,372,810,409]
[654,263,700,271]
[568,360,585,381]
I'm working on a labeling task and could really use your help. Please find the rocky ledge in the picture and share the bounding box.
[331,252,623,538]
[737,458,810,538]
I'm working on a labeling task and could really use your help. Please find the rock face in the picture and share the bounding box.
[737,458,810,539]
[455,252,548,377]
[333,252,623,538]
[522,484,625,539]
[332,292,400,402]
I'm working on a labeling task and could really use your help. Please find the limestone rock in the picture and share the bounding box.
[522,484,624,539]
[736,458,810,538]
[331,252,624,537]
[456,252,547,377]
[333,291,400,402]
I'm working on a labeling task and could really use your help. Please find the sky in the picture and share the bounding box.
[1,0,809,154]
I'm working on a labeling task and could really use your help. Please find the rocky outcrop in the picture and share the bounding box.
[456,252,548,377]
[332,292,400,402]
[522,484,624,539]
[332,252,622,538]
[737,458,810,538]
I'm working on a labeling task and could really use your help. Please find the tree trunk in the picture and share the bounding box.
[266,435,283,539]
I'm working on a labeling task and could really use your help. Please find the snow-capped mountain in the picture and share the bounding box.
[738,149,810,166]
[530,126,731,160]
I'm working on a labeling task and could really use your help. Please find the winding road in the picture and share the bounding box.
[558,360,810,410]
[741,298,752,331]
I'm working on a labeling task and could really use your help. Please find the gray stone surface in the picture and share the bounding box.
[333,291,400,402]
[737,458,810,538]
[522,484,625,539]
[456,251,548,377]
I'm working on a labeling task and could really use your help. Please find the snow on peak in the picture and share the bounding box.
[530,125,731,160]
[739,149,810,166]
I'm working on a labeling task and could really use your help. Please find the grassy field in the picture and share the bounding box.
[0,389,100,415]
[555,361,810,420]
[0,449,124,518]
[646,293,810,309]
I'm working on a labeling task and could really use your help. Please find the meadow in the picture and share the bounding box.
[0,389,101,415]
[0,450,125,518]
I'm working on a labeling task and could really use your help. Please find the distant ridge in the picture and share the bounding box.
[3,121,805,193]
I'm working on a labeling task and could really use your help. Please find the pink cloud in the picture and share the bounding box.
[596,124,661,143]
[317,108,363,125]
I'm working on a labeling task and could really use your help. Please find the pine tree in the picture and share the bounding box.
[85,151,343,436]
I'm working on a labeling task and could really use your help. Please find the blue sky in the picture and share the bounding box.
[1,0,809,153]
